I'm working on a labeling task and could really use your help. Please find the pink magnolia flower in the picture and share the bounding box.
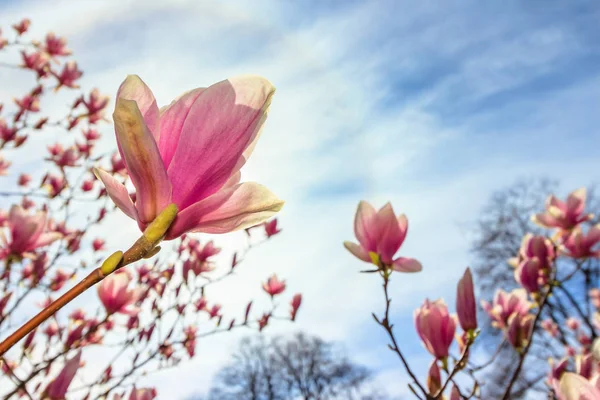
[506,313,533,350]
[13,19,31,35]
[456,267,477,332]
[0,205,62,258]
[344,201,422,272]
[532,188,593,231]
[43,351,82,399]
[560,225,600,259]
[414,299,456,359]
[548,357,569,395]
[92,238,106,252]
[481,289,532,329]
[449,385,461,400]
[18,173,31,186]
[128,387,157,400]
[264,218,281,238]
[290,293,302,321]
[509,234,555,269]
[426,360,441,394]
[514,258,543,293]
[559,372,600,400]
[94,75,283,240]
[53,61,83,90]
[262,274,286,297]
[43,32,71,58]
[97,270,141,315]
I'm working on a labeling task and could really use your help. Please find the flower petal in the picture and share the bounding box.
[376,203,404,263]
[343,241,371,262]
[93,168,138,220]
[354,201,377,251]
[167,76,275,209]
[113,98,172,224]
[116,75,160,141]
[166,182,283,239]
[392,257,422,273]
[157,88,205,169]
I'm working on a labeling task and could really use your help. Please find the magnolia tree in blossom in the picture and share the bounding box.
[344,189,600,399]
[0,20,300,399]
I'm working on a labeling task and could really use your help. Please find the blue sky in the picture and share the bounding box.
[0,0,599,398]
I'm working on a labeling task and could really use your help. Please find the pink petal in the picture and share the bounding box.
[166,182,283,239]
[93,168,138,220]
[392,257,422,273]
[116,75,160,141]
[343,241,371,262]
[167,76,275,209]
[158,88,205,169]
[567,187,587,215]
[354,201,377,251]
[35,232,62,248]
[113,98,172,224]
[9,206,45,251]
[376,203,403,263]
[560,372,600,400]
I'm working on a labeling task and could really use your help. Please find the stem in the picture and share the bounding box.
[0,268,104,357]
[501,281,553,400]
[376,269,430,399]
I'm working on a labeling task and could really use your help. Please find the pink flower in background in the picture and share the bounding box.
[92,238,106,252]
[97,270,141,315]
[12,18,30,35]
[53,61,82,90]
[18,173,31,186]
[262,274,286,297]
[481,289,532,329]
[509,234,555,269]
[290,293,302,321]
[264,218,281,238]
[559,372,600,400]
[43,351,82,399]
[506,313,533,350]
[0,205,62,258]
[0,156,11,175]
[532,188,593,231]
[414,299,456,359]
[344,201,422,272]
[128,387,157,400]
[456,268,477,332]
[514,258,543,293]
[94,75,283,239]
[43,32,71,58]
[426,360,441,394]
[560,225,600,259]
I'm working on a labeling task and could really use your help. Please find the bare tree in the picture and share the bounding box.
[205,332,388,400]
[468,177,600,398]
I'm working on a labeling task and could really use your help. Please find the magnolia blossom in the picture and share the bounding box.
[97,270,141,315]
[290,293,302,321]
[506,313,533,350]
[559,372,600,400]
[414,299,456,359]
[427,361,441,394]
[0,205,61,258]
[264,218,281,238]
[128,387,157,400]
[344,201,422,272]
[560,225,600,259]
[262,274,286,297]
[456,267,477,332]
[481,289,532,329]
[43,351,81,399]
[532,188,593,231]
[94,75,283,240]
